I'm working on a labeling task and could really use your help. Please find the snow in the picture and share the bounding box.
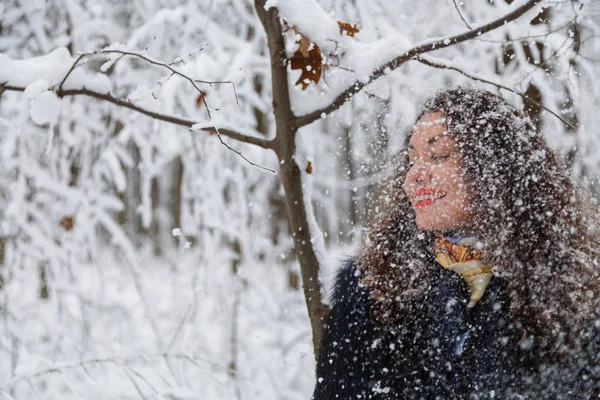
[29,90,62,125]
[0,47,111,95]
[25,80,63,125]
[296,131,332,306]
[274,0,412,115]
[0,48,72,87]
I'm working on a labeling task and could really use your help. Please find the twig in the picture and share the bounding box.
[167,305,192,352]
[476,17,577,43]
[325,39,355,72]
[98,49,215,116]
[195,79,240,106]
[1,84,274,151]
[55,48,242,118]
[228,251,244,400]
[452,0,473,29]
[211,126,277,173]
[125,369,149,400]
[415,56,577,130]
[128,367,160,395]
[0,353,229,391]
[295,0,543,127]
[57,53,87,94]
[0,81,8,96]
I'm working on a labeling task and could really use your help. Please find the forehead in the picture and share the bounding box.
[409,111,451,149]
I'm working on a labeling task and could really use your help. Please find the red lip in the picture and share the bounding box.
[414,198,440,208]
[410,188,447,208]
[411,188,445,197]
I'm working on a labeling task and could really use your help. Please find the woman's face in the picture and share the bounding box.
[402,111,473,232]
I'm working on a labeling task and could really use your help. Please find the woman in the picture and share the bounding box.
[312,88,600,399]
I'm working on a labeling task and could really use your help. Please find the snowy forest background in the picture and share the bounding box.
[1,0,600,398]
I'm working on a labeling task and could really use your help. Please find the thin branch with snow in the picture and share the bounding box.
[212,127,277,173]
[415,56,577,130]
[1,84,274,151]
[56,48,241,116]
[452,0,473,30]
[295,0,543,127]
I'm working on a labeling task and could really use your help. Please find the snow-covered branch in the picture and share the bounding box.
[1,84,273,151]
[415,56,577,129]
[0,47,275,170]
[56,47,241,116]
[294,0,543,127]
[452,0,474,30]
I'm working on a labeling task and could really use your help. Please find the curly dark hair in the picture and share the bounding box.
[357,87,600,354]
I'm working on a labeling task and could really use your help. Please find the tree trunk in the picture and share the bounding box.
[170,156,184,248]
[255,0,330,359]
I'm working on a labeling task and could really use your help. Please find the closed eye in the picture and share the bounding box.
[408,154,450,167]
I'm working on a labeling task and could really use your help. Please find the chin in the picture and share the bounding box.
[415,218,452,232]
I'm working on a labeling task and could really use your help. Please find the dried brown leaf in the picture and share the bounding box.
[337,21,360,37]
[290,33,323,90]
[195,91,207,108]
[305,161,313,174]
[59,216,74,231]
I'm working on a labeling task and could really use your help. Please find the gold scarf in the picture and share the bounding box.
[433,236,493,308]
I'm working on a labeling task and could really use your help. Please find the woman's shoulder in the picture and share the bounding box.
[330,257,366,305]
[313,258,372,399]
[326,258,370,327]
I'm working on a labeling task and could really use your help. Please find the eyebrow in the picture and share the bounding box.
[407,134,445,150]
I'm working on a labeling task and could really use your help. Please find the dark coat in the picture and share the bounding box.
[312,258,600,399]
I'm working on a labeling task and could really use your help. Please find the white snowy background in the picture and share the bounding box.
[0,0,599,398]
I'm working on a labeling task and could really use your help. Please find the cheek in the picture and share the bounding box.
[403,167,417,191]
[451,173,471,205]
[446,184,474,224]
[445,181,471,214]
[440,163,467,195]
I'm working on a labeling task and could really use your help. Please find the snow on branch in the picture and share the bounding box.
[415,56,577,130]
[57,46,241,117]
[1,84,273,151]
[191,122,277,173]
[292,0,543,127]
[0,48,275,171]
[0,48,109,91]
[452,0,474,30]
[265,0,355,56]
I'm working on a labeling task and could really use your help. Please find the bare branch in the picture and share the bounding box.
[415,56,577,130]
[212,127,277,173]
[98,49,210,115]
[195,79,240,106]
[0,353,229,391]
[1,84,274,151]
[125,369,150,400]
[296,0,542,128]
[3,47,263,171]
[476,17,577,43]
[167,305,192,352]
[55,48,242,118]
[452,0,473,29]
[57,53,87,93]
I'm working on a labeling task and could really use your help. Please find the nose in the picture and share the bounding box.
[404,159,431,192]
